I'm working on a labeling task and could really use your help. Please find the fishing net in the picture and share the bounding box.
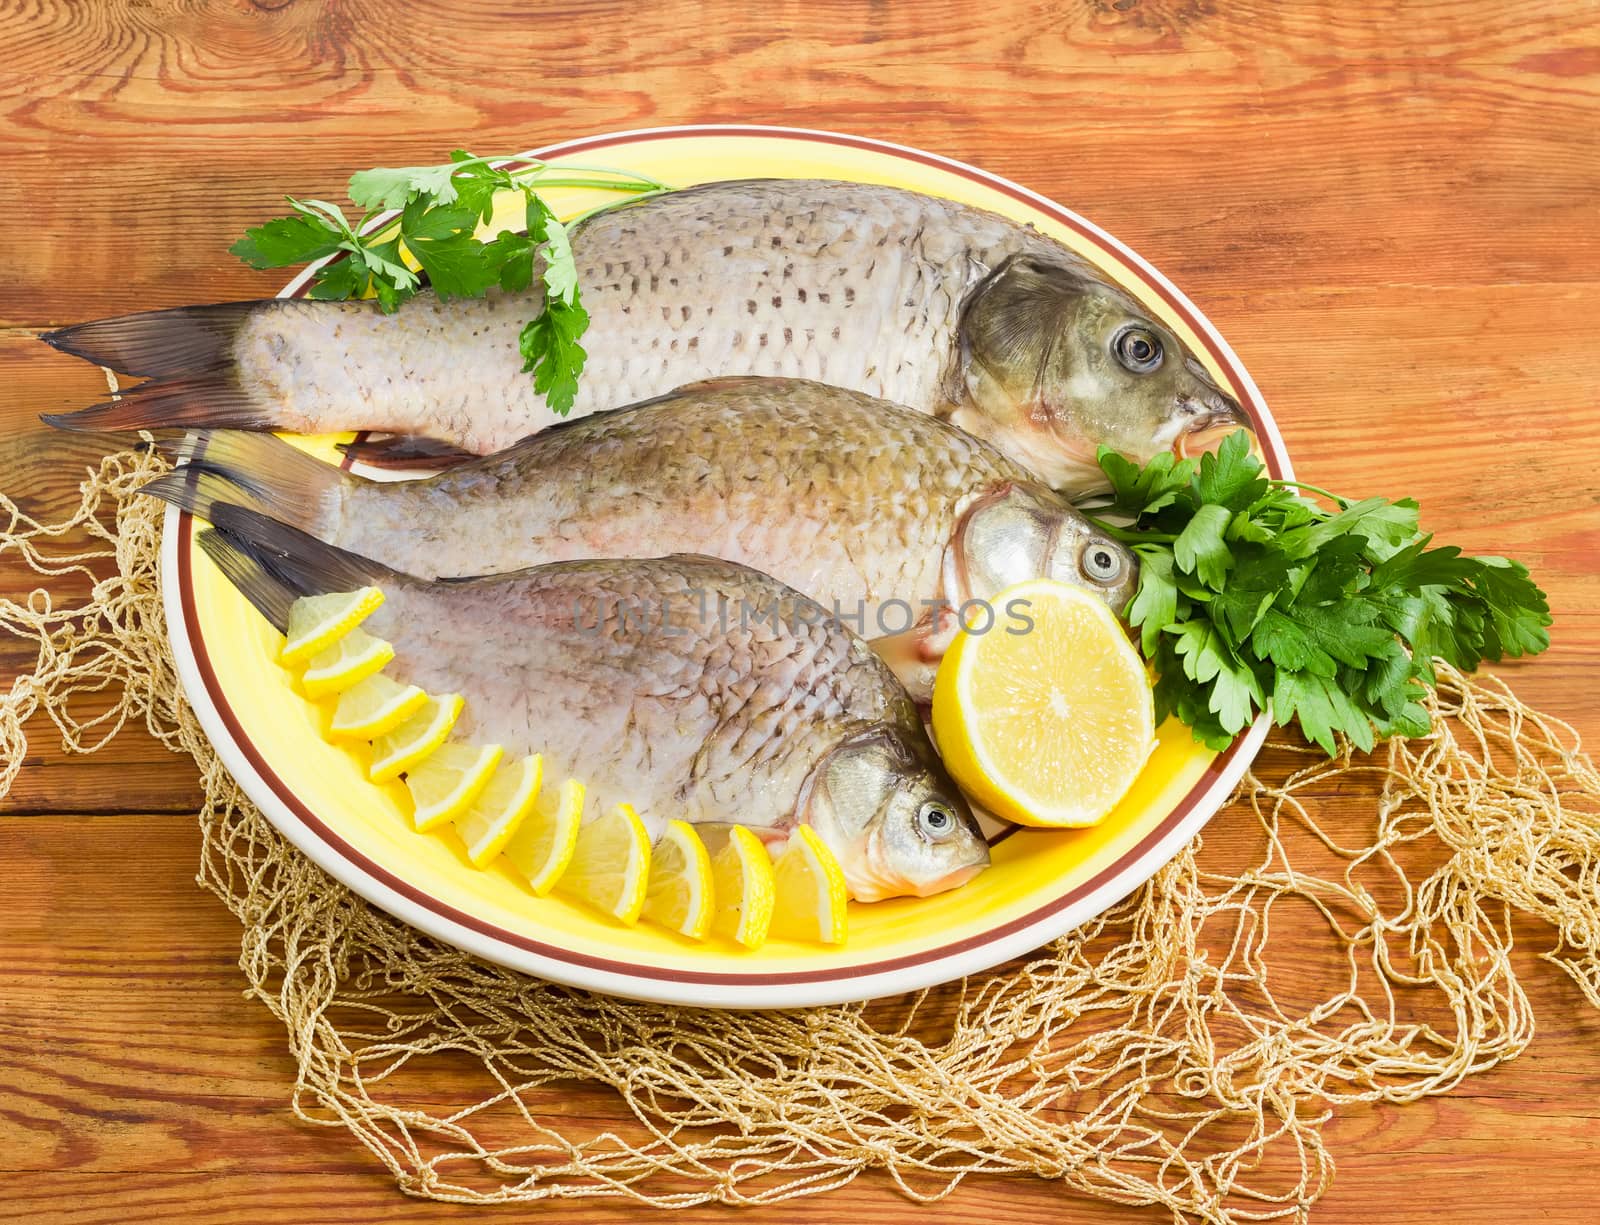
[4,442,1597,1220]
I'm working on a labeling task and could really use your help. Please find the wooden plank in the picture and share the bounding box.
[0,1173,1182,1225]
[3,814,1599,1221]
[13,1148,1600,1225]
[0,3,1595,325]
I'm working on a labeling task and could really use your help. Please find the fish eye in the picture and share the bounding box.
[1113,325,1164,374]
[1082,542,1124,583]
[916,802,957,840]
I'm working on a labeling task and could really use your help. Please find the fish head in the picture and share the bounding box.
[949,255,1257,495]
[800,726,989,902]
[945,481,1138,623]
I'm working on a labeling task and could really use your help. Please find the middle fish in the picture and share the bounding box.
[143,376,1138,700]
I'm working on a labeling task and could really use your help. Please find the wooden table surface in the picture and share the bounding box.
[4,2,1599,1221]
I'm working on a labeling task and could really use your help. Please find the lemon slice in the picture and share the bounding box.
[446,749,534,861]
[556,801,650,924]
[767,825,847,945]
[328,673,426,740]
[931,578,1155,828]
[503,773,585,895]
[299,628,395,699]
[367,693,464,783]
[280,586,384,667]
[405,742,503,833]
[709,825,776,949]
[640,820,715,941]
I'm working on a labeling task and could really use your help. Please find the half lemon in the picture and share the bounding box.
[931,578,1155,828]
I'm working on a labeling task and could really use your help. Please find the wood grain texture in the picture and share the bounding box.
[1,0,1598,1221]
[5,815,1600,1224]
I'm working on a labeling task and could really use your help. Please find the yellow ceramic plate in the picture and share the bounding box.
[161,126,1292,1009]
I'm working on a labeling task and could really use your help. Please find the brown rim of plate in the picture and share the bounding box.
[179,126,1277,987]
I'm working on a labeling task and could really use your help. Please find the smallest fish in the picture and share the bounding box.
[197,504,990,903]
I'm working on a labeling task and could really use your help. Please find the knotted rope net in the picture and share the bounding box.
[3,443,1596,1220]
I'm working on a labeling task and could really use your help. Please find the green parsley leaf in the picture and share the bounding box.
[540,215,580,307]
[1252,599,1394,677]
[349,161,463,211]
[1467,556,1552,658]
[1098,446,1196,517]
[230,213,344,269]
[1151,639,1234,749]
[447,155,517,222]
[1170,620,1264,734]
[307,257,365,301]
[1277,496,1405,560]
[483,231,536,293]
[1208,544,1290,642]
[1272,668,1371,755]
[1097,436,1551,757]
[398,198,493,300]
[1195,430,1268,510]
[519,300,589,415]
[1125,546,1178,656]
[1173,503,1233,588]
[347,237,419,313]
[234,149,670,411]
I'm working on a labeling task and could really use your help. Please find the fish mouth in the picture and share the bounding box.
[928,857,985,895]
[1174,409,1259,462]
[868,854,989,902]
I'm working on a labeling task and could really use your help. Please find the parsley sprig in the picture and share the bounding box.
[229,151,670,414]
[1088,433,1551,755]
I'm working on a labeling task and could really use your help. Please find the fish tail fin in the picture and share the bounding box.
[140,431,354,540]
[40,375,277,435]
[41,303,258,377]
[39,303,280,435]
[198,504,405,634]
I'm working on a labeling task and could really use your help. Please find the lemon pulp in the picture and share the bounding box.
[281,586,384,667]
[932,578,1155,828]
[768,825,847,945]
[641,820,715,941]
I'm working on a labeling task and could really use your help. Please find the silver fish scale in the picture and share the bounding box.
[365,555,922,834]
[333,381,1028,622]
[235,181,1057,454]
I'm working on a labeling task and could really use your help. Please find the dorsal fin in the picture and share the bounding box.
[668,375,810,396]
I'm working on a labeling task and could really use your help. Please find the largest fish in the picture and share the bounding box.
[141,378,1139,700]
[198,505,989,904]
[43,179,1253,496]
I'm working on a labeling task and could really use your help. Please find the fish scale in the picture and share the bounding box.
[46,179,1252,496]
[198,509,992,901]
[328,382,1105,624]
[372,560,880,827]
